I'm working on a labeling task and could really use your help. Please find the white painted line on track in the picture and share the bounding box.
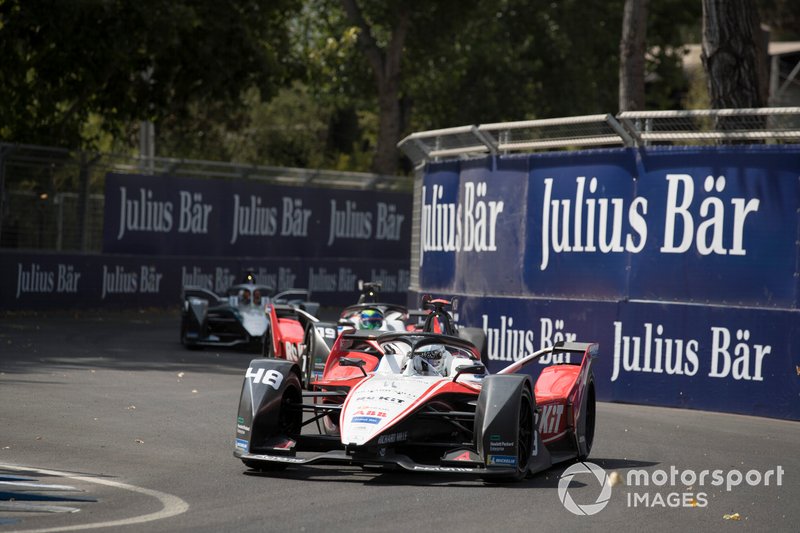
[0,481,80,492]
[0,464,189,532]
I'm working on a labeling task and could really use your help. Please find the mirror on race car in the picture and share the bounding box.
[339,357,367,377]
[452,364,485,382]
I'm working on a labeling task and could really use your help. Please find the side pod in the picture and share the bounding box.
[235,359,302,456]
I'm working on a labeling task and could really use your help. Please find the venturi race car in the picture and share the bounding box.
[234,328,598,481]
[180,281,321,363]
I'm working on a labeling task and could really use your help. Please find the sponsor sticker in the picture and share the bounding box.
[377,431,408,444]
[412,466,474,473]
[235,438,248,450]
[251,454,305,464]
[488,455,518,466]
[352,416,382,424]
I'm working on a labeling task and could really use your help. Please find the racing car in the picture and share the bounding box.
[180,279,321,361]
[335,281,411,332]
[299,290,490,391]
[233,328,598,482]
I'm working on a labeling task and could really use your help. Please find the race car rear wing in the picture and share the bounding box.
[497,342,598,375]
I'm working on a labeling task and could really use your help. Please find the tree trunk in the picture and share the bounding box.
[619,0,648,112]
[701,0,767,110]
[340,0,409,176]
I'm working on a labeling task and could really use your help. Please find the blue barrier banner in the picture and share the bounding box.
[414,144,800,419]
[630,146,800,308]
[523,149,638,299]
[1,250,409,309]
[454,157,530,295]
[419,146,800,307]
[417,292,800,421]
[420,156,532,295]
[102,173,411,259]
[418,160,460,291]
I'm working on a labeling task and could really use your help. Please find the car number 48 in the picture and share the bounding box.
[246,367,284,390]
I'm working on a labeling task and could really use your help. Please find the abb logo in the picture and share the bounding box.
[352,409,387,418]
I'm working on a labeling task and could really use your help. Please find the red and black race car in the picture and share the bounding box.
[234,321,598,481]
[303,286,490,383]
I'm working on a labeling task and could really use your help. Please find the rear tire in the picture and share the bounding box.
[577,381,596,461]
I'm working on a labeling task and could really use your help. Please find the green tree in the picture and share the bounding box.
[645,0,701,110]
[759,0,800,40]
[0,0,299,150]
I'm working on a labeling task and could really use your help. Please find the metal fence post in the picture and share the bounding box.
[0,146,7,244]
[77,152,98,252]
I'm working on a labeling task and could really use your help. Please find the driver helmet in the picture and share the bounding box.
[241,289,251,305]
[253,289,262,306]
[359,308,384,330]
[413,344,449,375]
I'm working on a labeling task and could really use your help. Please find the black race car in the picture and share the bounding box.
[180,281,320,355]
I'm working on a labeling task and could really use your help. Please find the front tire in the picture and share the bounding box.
[484,386,534,483]
[180,319,201,350]
[242,371,303,473]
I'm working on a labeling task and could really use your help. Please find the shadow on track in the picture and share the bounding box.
[239,457,660,489]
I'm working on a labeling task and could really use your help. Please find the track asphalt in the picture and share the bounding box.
[1,309,798,532]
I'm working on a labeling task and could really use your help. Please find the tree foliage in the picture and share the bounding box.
[759,0,800,40]
[0,0,785,176]
[0,0,299,149]
[645,0,701,110]
[407,0,625,128]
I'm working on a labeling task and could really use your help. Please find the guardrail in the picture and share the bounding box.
[398,107,800,167]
